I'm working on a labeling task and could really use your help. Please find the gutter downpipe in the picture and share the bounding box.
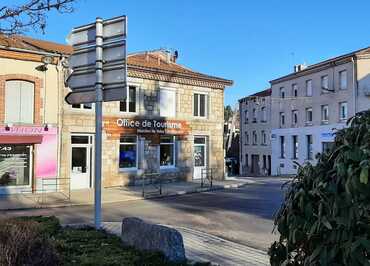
[352,56,358,115]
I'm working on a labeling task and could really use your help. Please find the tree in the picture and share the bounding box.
[269,110,370,266]
[224,105,233,123]
[0,0,78,34]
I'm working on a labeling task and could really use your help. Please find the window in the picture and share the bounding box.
[306,79,312,96]
[0,145,31,186]
[292,110,298,126]
[261,107,267,122]
[321,75,329,92]
[280,112,285,127]
[244,110,249,124]
[339,70,347,90]
[280,87,285,98]
[321,105,329,123]
[160,136,175,167]
[292,136,298,159]
[280,136,285,158]
[292,84,298,97]
[307,135,313,160]
[5,80,34,123]
[306,107,313,124]
[160,89,176,117]
[322,142,334,153]
[252,131,258,145]
[245,154,249,167]
[261,130,267,145]
[252,108,257,122]
[245,132,249,145]
[72,103,93,110]
[120,86,136,113]
[119,136,137,169]
[194,93,207,118]
[339,102,348,121]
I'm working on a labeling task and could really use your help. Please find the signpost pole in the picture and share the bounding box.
[94,17,104,229]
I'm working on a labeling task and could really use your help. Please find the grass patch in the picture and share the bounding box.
[6,216,209,266]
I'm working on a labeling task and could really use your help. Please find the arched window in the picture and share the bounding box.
[5,80,34,123]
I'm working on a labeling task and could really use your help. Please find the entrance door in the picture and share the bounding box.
[251,154,259,175]
[193,136,207,179]
[70,135,93,190]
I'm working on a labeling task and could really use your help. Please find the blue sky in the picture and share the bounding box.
[23,0,370,107]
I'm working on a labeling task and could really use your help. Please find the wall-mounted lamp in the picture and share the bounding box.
[5,123,13,131]
[35,55,53,72]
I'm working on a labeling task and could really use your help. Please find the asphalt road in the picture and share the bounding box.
[1,177,288,251]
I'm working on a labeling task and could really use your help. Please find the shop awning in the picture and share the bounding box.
[0,135,43,144]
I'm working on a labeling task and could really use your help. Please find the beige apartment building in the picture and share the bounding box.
[270,47,370,175]
[60,50,233,189]
[238,88,271,176]
[0,35,72,194]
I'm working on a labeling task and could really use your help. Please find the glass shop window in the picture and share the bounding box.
[160,136,175,167]
[119,135,137,169]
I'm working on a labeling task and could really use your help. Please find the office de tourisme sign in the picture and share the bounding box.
[104,117,190,139]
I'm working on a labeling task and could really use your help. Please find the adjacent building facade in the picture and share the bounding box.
[270,48,370,175]
[238,89,271,176]
[0,35,72,194]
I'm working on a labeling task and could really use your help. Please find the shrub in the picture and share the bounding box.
[269,110,370,266]
[0,218,60,266]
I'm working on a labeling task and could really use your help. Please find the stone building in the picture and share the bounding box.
[60,49,233,189]
[238,88,271,176]
[270,47,370,175]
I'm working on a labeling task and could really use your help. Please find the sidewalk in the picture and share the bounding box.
[102,221,269,266]
[0,178,250,211]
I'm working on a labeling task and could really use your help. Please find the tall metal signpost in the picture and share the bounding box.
[65,16,127,229]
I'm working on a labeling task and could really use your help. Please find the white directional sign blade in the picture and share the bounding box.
[67,16,127,47]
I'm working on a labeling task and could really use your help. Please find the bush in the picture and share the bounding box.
[0,218,60,266]
[269,110,370,266]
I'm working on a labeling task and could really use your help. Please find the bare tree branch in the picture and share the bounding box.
[0,0,78,34]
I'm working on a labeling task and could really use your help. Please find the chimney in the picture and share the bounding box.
[294,64,307,72]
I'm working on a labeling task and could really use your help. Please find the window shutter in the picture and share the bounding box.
[20,81,34,123]
[5,81,21,123]
[160,89,176,117]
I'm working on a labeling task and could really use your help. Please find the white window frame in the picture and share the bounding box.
[280,87,285,98]
[119,135,138,171]
[193,92,208,118]
[71,103,94,111]
[245,132,249,145]
[261,130,267,145]
[120,85,138,114]
[292,135,298,159]
[252,131,258,145]
[321,105,329,123]
[261,107,267,122]
[306,79,313,96]
[292,110,298,126]
[339,70,347,90]
[292,84,298,97]
[280,112,285,127]
[339,102,348,121]
[252,108,257,123]
[321,75,329,92]
[159,87,176,118]
[160,136,176,169]
[306,107,313,125]
[307,135,313,160]
[244,110,249,124]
